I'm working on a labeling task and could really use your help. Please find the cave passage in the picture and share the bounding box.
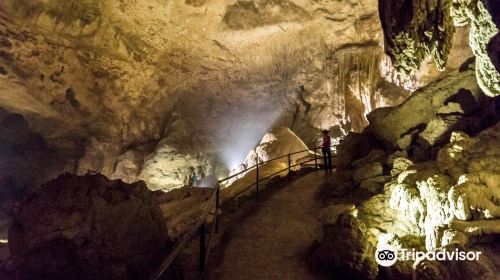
[207,171,326,280]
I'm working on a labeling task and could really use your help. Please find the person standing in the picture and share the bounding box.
[321,129,332,172]
[190,172,198,187]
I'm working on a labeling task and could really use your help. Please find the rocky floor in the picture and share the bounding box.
[206,171,328,280]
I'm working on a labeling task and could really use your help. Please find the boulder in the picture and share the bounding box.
[360,176,389,194]
[315,170,354,200]
[310,214,377,280]
[352,149,388,170]
[353,162,384,183]
[319,204,357,225]
[9,173,168,280]
[366,71,481,148]
[389,156,413,176]
[242,127,311,167]
[336,133,385,170]
[140,139,212,191]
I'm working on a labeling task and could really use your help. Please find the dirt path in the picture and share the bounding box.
[207,171,327,280]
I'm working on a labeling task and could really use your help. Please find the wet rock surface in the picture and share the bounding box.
[8,174,168,280]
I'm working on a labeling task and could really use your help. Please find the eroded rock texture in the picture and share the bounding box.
[452,0,500,96]
[380,0,500,96]
[379,0,455,73]
[9,174,168,280]
[314,67,500,279]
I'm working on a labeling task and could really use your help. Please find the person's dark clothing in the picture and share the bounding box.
[321,135,332,172]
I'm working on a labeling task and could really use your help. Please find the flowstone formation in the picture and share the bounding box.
[9,173,168,280]
[452,0,500,96]
[312,67,500,279]
[379,0,455,73]
[379,0,500,96]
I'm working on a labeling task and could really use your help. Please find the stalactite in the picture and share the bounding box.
[326,47,384,126]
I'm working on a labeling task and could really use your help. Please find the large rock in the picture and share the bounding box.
[310,214,377,280]
[9,173,168,280]
[242,127,311,167]
[336,132,386,170]
[139,139,213,191]
[353,162,384,182]
[388,121,500,250]
[0,110,66,241]
[367,70,481,148]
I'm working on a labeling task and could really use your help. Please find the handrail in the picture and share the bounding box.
[218,147,319,184]
[149,145,335,280]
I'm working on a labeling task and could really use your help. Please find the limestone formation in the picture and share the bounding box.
[223,127,312,195]
[367,69,482,148]
[314,63,499,279]
[241,127,311,168]
[333,93,499,250]
[139,140,214,191]
[379,0,500,96]
[452,0,500,96]
[379,0,455,73]
[9,173,168,280]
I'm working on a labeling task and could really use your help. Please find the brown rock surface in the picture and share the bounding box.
[9,173,168,280]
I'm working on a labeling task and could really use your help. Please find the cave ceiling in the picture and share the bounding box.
[0,0,382,165]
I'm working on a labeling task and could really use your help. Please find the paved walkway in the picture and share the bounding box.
[207,171,327,280]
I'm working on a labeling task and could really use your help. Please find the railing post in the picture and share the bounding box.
[199,223,206,275]
[256,159,259,201]
[215,184,220,233]
[314,147,318,169]
[288,154,291,182]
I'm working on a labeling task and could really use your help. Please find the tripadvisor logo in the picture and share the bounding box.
[375,244,397,266]
[375,244,482,267]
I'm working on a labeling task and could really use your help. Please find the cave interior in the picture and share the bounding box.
[0,0,499,279]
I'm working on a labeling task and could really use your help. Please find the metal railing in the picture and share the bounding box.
[149,146,334,280]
